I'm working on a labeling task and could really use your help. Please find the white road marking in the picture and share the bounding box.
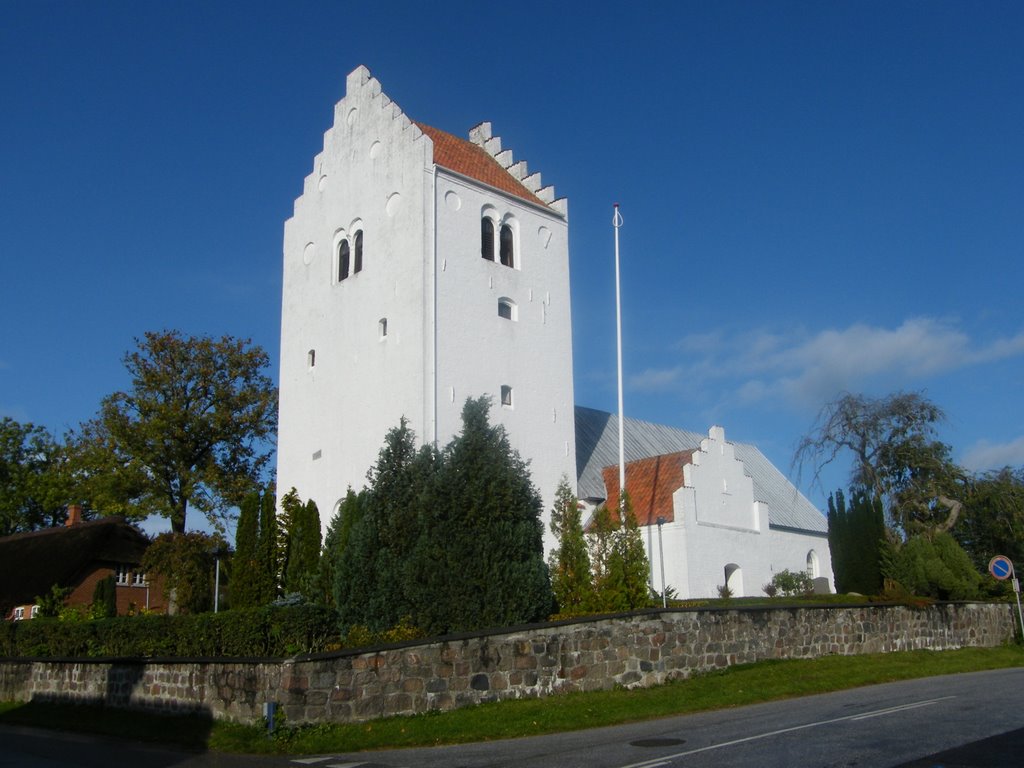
[292,760,337,765]
[618,696,956,768]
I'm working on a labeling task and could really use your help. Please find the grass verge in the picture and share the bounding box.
[2,645,1022,755]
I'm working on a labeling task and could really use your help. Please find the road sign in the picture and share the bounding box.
[989,555,1014,580]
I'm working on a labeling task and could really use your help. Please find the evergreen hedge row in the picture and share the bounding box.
[0,605,340,659]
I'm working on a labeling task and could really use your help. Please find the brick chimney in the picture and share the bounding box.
[66,504,83,527]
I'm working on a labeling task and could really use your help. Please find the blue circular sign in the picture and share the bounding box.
[989,556,1014,580]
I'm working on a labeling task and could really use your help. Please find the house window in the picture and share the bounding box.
[481,217,495,261]
[116,564,131,586]
[353,230,363,273]
[500,385,513,408]
[498,298,516,320]
[499,224,514,267]
[379,317,388,339]
[13,607,24,620]
[338,240,351,281]
[133,571,148,587]
[30,605,39,618]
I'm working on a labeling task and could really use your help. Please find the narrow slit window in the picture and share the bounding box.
[307,349,316,369]
[499,224,514,267]
[353,230,363,273]
[500,385,513,407]
[338,240,351,281]
[481,218,495,261]
[379,317,388,339]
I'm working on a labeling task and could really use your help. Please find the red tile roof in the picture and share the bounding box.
[601,451,694,526]
[415,122,545,207]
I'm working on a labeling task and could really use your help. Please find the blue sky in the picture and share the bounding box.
[2,1,1022,533]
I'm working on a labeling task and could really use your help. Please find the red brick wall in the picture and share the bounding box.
[65,567,168,616]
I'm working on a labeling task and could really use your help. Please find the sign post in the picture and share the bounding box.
[988,555,1024,639]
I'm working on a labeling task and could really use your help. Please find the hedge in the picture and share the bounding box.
[0,605,340,659]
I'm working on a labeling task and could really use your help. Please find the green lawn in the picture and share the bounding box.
[2,645,1022,755]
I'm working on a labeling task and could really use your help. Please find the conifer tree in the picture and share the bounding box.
[828,488,885,594]
[411,397,551,634]
[230,489,261,608]
[320,487,363,609]
[548,475,593,614]
[607,492,652,610]
[334,422,431,631]
[255,487,279,604]
[278,488,321,598]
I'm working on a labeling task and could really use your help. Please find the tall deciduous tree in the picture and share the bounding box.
[796,391,965,535]
[956,467,1024,570]
[67,331,277,533]
[141,531,223,614]
[0,417,73,535]
[548,475,593,615]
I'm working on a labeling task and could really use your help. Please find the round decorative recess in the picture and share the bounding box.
[538,225,552,248]
[302,242,316,265]
[369,140,381,160]
[317,175,327,192]
[386,192,402,217]
[346,107,358,126]
[445,190,462,211]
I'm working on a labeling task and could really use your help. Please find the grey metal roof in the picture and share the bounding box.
[575,406,827,534]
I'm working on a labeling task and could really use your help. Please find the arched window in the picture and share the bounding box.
[353,230,363,273]
[481,218,495,261]
[724,563,744,597]
[338,240,350,281]
[498,298,516,320]
[499,224,514,267]
[806,550,820,579]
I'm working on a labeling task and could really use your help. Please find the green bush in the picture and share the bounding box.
[1,605,340,659]
[766,569,815,597]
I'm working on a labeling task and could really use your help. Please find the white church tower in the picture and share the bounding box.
[277,66,576,535]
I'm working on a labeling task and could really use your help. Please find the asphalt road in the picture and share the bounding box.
[3,668,1023,767]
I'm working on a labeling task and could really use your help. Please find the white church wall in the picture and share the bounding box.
[279,66,576,540]
[637,427,831,599]
[433,171,575,546]
[278,67,434,525]
[769,527,835,591]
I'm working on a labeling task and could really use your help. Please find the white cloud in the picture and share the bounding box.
[628,366,682,391]
[961,437,1024,472]
[648,318,1024,409]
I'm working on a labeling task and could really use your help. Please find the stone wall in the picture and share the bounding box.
[0,603,1014,726]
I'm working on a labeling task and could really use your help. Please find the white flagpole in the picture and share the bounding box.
[613,204,626,513]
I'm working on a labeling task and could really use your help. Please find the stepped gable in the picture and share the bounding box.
[416,122,547,208]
